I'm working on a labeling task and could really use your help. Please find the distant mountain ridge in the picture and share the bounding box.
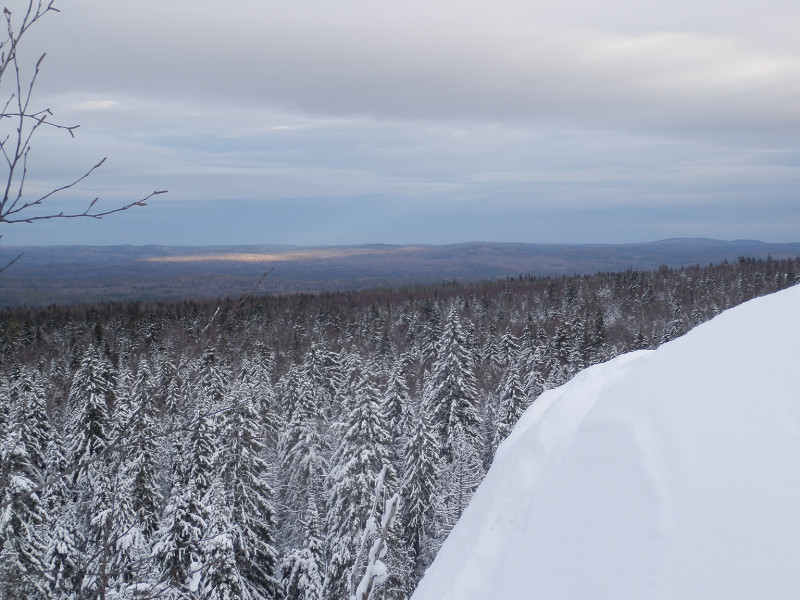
[1,238,799,307]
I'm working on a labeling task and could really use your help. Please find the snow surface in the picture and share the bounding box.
[412,285,800,600]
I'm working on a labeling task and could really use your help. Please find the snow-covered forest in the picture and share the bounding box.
[1,256,798,599]
[412,280,800,600]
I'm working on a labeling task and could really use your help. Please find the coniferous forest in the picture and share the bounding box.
[0,256,798,600]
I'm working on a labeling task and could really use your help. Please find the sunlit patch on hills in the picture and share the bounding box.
[138,246,427,263]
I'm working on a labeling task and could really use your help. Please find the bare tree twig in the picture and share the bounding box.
[0,1,165,235]
[0,247,21,272]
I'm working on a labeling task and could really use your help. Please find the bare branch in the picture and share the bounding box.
[0,248,22,272]
[0,109,78,132]
[0,1,165,232]
[250,267,275,293]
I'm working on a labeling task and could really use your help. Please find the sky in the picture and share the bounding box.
[2,0,799,246]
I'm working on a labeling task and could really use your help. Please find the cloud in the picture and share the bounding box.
[26,0,797,144]
[3,0,798,246]
[68,99,118,111]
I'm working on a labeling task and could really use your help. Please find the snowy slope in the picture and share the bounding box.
[412,284,800,600]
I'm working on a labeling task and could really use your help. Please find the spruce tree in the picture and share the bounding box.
[68,346,112,479]
[279,365,328,513]
[422,307,480,460]
[44,427,80,600]
[105,361,155,592]
[241,355,278,446]
[495,360,527,450]
[0,375,52,599]
[521,344,546,401]
[108,465,147,595]
[153,410,213,598]
[497,331,520,368]
[153,465,206,597]
[215,373,280,600]
[125,360,163,540]
[281,497,324,600]
[381,363,411,454]
[435,424,482,542]
[200,482,243,600]
[66,346,117,598]
[481,391,498,471]
[303,340,342,411]
[197,347,229,412]
[324,366,391,600]
[399,409,438,584]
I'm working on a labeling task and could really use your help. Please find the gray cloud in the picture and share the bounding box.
[30,1,798,140]
[2,0,798,245]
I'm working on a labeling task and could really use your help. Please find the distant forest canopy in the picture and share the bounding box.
[3,238,800,307]
[0,256,798,599]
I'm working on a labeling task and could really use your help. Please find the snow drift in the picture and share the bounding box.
[412,285,800,600]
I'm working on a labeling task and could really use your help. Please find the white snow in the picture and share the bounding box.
[412,284,800,600]
[188,561,203,593]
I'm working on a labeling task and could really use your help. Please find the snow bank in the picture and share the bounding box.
[412,284,800,600]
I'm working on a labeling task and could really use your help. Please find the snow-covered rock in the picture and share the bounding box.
[412,284,800,600]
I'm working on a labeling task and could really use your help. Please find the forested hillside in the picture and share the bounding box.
[1,256,798,599]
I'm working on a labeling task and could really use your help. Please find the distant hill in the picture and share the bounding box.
[1,238,799,307]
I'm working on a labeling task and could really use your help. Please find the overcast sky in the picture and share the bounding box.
[2,0,799,246]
